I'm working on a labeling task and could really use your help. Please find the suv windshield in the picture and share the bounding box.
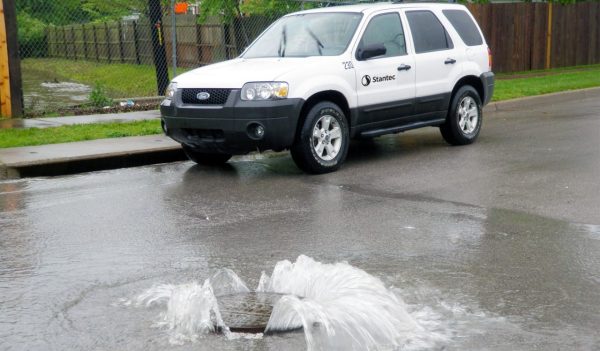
[242,12,363,58]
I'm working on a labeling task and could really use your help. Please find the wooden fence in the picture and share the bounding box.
[45,3,600,73]
[46,15,266,68]
[468,2,600,72]
[161,15,241,67]
[47,18,155,65]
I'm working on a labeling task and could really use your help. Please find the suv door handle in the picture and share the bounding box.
[444,58,457,64]
[397,64,411,71]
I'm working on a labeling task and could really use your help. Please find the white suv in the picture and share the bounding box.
[161,2,494,174]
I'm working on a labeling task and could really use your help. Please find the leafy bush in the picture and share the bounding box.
[17,11,47,58]
[240,0,307,17]
[89,83,113,107]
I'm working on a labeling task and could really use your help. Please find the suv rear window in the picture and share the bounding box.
[442,10,483,46]
[406,11,453,54]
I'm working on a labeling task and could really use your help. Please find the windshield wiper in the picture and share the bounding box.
[305,27,324,56]
[278,25,287,57]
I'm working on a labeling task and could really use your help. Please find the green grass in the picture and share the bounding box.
[21,58,188,98]
[496,63,600,78]
[0,120,161,148]
[494,66,600,101]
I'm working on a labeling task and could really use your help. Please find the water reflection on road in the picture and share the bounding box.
[1,95,600,350]
[1,158,599,350]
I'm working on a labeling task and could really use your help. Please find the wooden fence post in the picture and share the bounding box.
[0,0,23,117]
[133,20,141,64]
[82,24,88,60]
[117,21,125,63]
[105,22,112,63]
[545,3,553,69]
[196,21,203,65]
[71,26,77,60]
[63,26,68,58]
[93,24,99,61]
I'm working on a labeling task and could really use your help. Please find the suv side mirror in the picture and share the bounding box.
[358,43,386,60]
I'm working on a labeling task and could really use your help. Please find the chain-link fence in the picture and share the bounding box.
[16,0,360,116]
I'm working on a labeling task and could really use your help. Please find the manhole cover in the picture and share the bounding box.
[217,292,285,333]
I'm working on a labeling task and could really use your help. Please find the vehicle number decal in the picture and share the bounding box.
[342,61,354,70]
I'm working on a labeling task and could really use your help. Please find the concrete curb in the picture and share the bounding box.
[0,135,187,180]
[484,86,600,113]
[0,148,187,179]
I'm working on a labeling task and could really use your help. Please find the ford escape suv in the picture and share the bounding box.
[161,2,494,174]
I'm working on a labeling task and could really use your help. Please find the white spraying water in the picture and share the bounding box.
[135,269,248,344]
[134,255,445,349]
[259,255,427,350]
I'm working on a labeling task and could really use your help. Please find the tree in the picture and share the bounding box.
[198,0,318,23]
[198,0,241,23]
[240,0,306,17]
[16,0,149,57]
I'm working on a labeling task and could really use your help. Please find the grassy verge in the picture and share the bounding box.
[0,120,161,149]
[494,65,600,101]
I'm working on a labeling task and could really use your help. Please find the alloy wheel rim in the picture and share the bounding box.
[457,96,479,135]
[311,115,342,161]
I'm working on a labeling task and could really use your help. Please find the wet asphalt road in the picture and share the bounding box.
[1,94,599,350]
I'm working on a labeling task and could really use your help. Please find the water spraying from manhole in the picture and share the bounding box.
[134,255,441,349]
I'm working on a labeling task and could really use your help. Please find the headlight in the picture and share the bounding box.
[241,82,288,101]
[165,82,178,99]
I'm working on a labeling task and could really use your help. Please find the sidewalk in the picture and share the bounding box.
[1,87,599,180]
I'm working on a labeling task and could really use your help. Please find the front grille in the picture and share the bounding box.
[181,88,231,105]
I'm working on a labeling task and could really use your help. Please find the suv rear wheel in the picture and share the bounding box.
[291,101,350,174]
[440,85,483,145]
[182,145,232,165]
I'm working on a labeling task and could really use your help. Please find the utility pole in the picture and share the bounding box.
[0,0,23,117]
[170,0,177,77]
[148,0,169,95]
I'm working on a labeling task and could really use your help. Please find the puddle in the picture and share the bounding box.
[22,67,91,112]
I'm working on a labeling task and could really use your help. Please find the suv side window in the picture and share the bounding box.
[442,10,483,46]
[357,13,407,59]
[406,11,453,54]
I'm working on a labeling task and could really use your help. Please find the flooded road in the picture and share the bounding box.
[1,95,600,350]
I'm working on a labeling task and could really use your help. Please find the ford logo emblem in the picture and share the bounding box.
[196,92,210,100]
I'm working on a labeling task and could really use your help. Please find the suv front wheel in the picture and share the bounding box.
[440,85,483,145]
[291,101,350,174]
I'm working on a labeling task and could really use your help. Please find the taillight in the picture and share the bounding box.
[488,47,493,71]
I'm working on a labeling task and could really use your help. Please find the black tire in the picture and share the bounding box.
[182,145,232,165]
[440,85,483,145]
[290,101,350,174]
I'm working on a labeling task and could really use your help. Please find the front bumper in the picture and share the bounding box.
[480,72,495,106]
[161,89,304,155]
